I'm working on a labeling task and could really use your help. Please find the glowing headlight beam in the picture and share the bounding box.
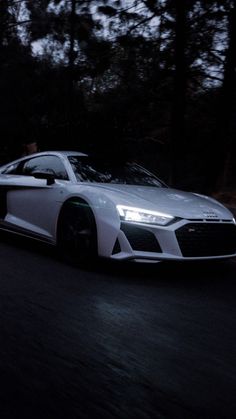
[117,205,174,226]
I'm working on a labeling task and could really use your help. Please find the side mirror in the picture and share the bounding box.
[33,171,55,185]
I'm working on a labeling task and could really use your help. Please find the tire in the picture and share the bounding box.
[57,200,97,266]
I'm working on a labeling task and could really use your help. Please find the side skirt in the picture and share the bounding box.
[0,221,55,245]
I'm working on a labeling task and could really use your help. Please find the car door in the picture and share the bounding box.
[0,155,70,242]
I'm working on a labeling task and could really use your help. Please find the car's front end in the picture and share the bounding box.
[65,154,236,263]
[103,188,236,262]
[112,211,236,262]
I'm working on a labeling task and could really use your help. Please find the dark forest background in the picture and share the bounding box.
[1,0,236,194]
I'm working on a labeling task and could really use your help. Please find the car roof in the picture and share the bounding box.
[30,151,88,157]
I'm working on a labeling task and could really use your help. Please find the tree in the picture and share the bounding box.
[169,0,187,186]
[214,0,236,189]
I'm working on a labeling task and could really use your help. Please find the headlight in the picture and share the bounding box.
[117,205,174,226]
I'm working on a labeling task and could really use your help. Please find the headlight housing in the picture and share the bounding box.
[117,205,174,226]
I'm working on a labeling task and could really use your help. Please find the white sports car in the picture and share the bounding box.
[0,151,235,264]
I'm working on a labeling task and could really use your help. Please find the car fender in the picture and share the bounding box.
[57,187,121,257]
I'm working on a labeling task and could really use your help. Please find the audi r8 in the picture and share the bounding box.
[0,151,235,264]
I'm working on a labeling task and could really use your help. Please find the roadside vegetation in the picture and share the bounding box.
[0,0,236,197]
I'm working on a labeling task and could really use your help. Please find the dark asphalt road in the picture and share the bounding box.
[0,235,236,419]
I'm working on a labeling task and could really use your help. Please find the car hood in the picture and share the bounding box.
[91,184,233,220]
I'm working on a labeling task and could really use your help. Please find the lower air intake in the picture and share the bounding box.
[112,238,121,254]
[121,223,162,253]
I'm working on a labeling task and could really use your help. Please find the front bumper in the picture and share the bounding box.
[110,219,236,262]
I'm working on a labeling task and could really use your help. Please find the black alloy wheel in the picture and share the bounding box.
[57,201,97,266]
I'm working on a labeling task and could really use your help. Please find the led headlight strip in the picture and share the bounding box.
[117,205,174,226]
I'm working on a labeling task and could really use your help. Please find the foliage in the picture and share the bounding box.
[0,0,236,191]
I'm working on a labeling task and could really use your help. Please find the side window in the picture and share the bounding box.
[20,156,69,180]
[1,162,20,175]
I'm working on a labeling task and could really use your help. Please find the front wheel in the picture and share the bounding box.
[57,201,97,266]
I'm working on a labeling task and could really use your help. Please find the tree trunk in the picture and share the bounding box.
[69,0,76,73]
[169,0,187,187]
[203,2,236,193]
[215,2,236,190]
[67,0,76,144]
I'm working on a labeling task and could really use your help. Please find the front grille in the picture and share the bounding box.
[121,223,162,253]
[176,223,236,257]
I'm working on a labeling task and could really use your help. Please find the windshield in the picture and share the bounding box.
[68,156,166,187]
